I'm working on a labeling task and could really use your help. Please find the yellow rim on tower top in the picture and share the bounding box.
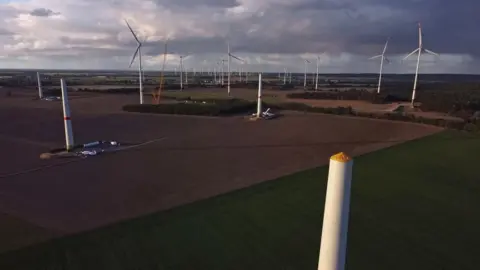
[330,152,351,162]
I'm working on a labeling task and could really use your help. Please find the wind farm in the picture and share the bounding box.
[0,11,480,270]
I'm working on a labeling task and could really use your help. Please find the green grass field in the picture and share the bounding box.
[1,130,479,270]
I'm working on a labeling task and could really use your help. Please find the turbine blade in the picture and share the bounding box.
[384,57,390,64]
[369,55,382,60]
[129,46,140,68]
[418,22,423,48]
[382,37,389,54]
[424,49,439,56]
[305,59,311,63]
[125,19,141,44]
[230,54,244,62]
[403,48,419,60]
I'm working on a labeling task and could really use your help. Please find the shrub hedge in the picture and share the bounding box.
[122,98,480,132]
[286,91,410,104]
[123,98,255,116]
[78,88,142,94]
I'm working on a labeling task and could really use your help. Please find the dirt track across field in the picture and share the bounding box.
[0,89,441,252]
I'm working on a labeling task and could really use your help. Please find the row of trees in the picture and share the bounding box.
[287,87,480,120]
[122,97,480,132]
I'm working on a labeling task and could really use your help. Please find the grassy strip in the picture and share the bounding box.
[1,131,480,269]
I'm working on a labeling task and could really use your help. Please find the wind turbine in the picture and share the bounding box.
[227,41,244,96]
[369,39,390,94]
[125,19,144,104]
[303,59,311,89]
[403,22,439,107]
[283,67,287,85]
[36,72,43,99]
[179,54,190,90]
[315,53,325,91]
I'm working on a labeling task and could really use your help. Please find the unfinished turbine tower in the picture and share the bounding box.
[370,38,390,94]
[256,73,262,118]
[60,78,74,151]
[125,19,144,104]
[403,22,438,107]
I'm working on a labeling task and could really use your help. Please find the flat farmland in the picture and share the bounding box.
[0,92,441,253]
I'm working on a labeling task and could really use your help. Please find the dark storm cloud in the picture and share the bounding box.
[30,46,129,58]
[314,0,480,56]
[157,0,479,57]
[29,8,60,17]
[155,0,239,8]
[289,0,353,11]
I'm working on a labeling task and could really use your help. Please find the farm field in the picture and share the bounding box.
[0,91,439,254]
[0,130,478,269]
[0,85,467,122]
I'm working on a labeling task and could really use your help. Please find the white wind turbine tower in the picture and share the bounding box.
[36,72,43,99]
[303,59,311,89]
[179,54,189,90]
[283,67,287,85]
[369,38,390,94]
[227,41,244,96]
[125,19,144,104]
[403,22,439,107]
[315,53,325,91]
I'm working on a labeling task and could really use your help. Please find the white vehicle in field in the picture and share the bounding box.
[42,96,61,101]
[251,108,277,120]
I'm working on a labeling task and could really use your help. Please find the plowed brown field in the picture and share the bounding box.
[0,89,441,252]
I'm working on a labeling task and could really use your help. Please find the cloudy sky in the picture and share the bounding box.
[0,0,478,73]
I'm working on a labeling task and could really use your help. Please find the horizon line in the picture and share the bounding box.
[0,68,479,76]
